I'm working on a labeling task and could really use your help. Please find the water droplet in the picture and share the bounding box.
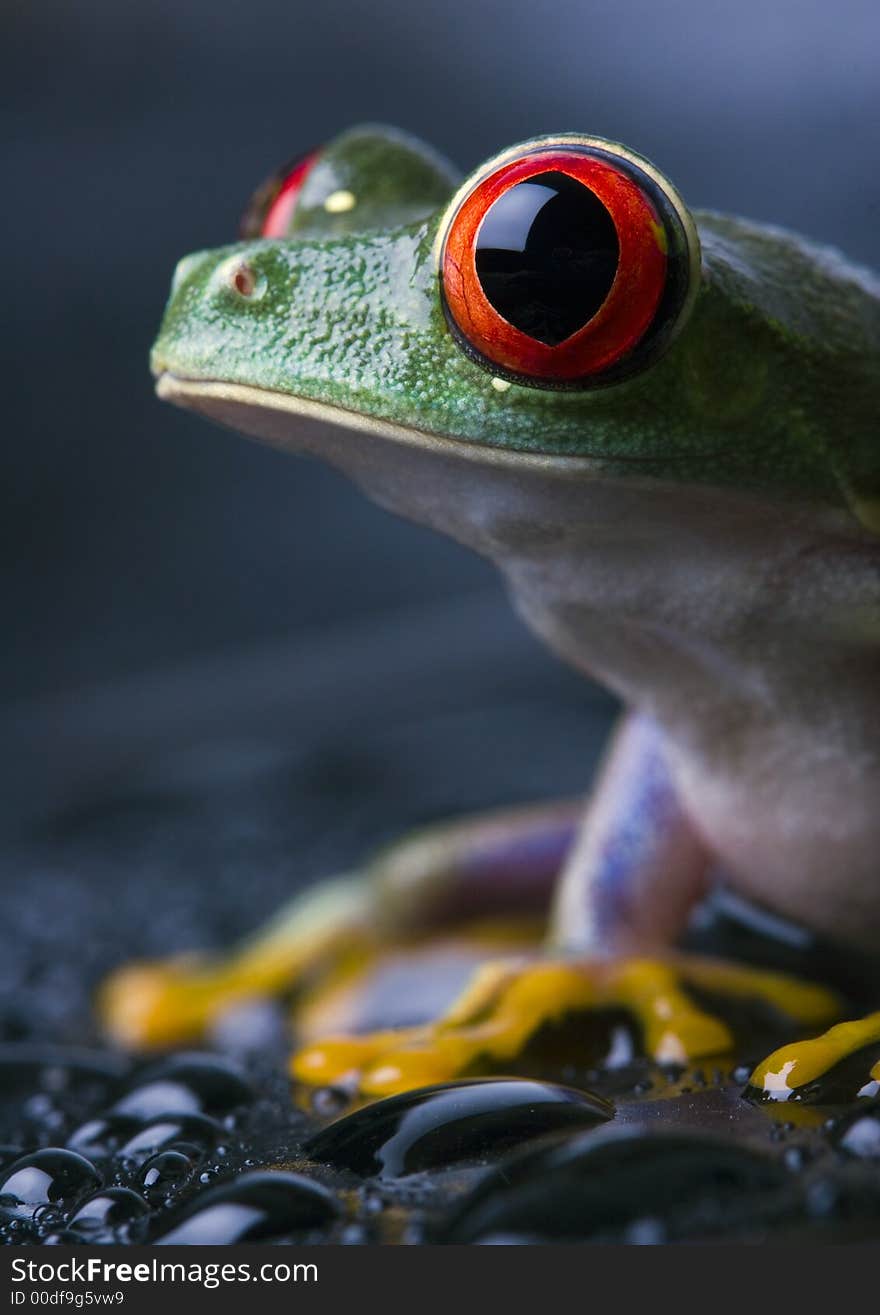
[118,1114,219,1163]
[0,1149,101,1212]
[112,1054,253,1121]
[67,1116,142,1160]
[23,1093,54,1120]
[805,1178,839,1218]
[304,1078,613,1178]
[67,1188,150,1240]
[783,1146,808,1171]
[141,1151,194,1201]
[155,1172,339,1244]
[623,1215,666,1245]
[311,1086,347,1118]
[833,1102,880,1160]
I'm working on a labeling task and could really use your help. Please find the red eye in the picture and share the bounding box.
[239,148,321,239]
[439,140,698,388]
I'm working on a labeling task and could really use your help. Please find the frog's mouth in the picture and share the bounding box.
[155,372,447,455]
[154,372,594,476]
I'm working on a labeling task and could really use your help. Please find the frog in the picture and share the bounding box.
[101,124,880,1104]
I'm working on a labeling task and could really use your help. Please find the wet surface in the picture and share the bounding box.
[1,602,879,1245]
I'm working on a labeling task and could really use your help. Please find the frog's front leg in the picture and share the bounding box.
[748,1013,880,1102]
[293,714,840,1095]
[98,797,581,1048]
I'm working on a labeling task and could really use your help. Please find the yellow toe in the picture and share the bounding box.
[98,958,243,1049]
[290,1028,424,1088]
[750,1011,880,1100]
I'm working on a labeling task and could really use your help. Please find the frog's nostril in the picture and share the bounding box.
[222,258,267,301]
[232,263,256,297]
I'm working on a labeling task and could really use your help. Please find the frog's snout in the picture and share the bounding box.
[169,251,209,296]
[153,246,276,382]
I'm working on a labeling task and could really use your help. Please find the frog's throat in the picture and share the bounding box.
[154,373,595,477]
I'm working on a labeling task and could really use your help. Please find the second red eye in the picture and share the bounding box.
[240,148,321,239]
[439,141,696,388]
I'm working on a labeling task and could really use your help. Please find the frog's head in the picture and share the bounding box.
[152,124,879,547]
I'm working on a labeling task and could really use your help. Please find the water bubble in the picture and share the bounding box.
[67,1116,142,1161]
[0,1149,101,1212]
[141,1151,195,1202]
[112,1054,253,1121]
[154,1172,339,1244]
[118,1114,219,1163]
[68,1188,150,1241]
[833,1102,880,1160]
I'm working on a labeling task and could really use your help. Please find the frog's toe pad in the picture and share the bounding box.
[747,1012,880,1103]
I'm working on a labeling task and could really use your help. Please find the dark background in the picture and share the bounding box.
[4,0,878,711]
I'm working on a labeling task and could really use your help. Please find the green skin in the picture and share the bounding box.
[151,124,880,961]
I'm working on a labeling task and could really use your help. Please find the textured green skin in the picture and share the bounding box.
[152,126,880,518]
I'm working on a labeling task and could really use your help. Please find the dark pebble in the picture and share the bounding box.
[0,1149,101,1212]
[439,1124,791,1243]
[111,1053,253,1120]
[304,1078,614,1178]
[154,1172,339,1244]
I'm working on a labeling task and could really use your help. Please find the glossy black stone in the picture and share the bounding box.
[439,1125,791,1243]
[111,1053,253,1119]
[154,1172,339,1244]
[0,1149,101,1212]
[475,172,619,345]
[303,1078,614,1178]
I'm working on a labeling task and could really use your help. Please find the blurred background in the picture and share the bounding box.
[0,1,877,982]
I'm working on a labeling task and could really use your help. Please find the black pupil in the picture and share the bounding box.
[474,171,619,346]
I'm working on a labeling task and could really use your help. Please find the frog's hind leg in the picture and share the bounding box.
[293,714,841,1095]
[98,798,581,1048]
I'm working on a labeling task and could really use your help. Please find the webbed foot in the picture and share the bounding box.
[747,1011,880,1102]
[291,952,841,1097]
